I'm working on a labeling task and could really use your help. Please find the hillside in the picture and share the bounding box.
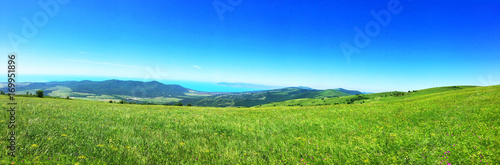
[2,80,191,97]
[190,87,351,107]
[260,86,478,107]
[1,80,363,107]
[1,85,498,164]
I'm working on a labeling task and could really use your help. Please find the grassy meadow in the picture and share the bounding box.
[1,85,499,164]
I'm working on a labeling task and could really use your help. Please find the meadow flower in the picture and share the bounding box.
[97,144,104,147]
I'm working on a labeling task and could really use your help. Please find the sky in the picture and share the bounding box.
[0,0,499,92]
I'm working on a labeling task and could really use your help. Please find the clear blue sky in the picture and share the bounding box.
[1,0,499,92]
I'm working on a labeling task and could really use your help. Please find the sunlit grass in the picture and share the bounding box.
[1,85,499,164]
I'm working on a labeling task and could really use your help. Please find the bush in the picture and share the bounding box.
[109,100,113,103]
[36,90,44,98]
[174,102,183,106]
[187,103,192,106]
[119,100,125,104]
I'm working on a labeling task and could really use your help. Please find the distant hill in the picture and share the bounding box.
[260,85,479,107]
[190,87,351,107]
[2,80,191,98]
[333,88,363,95]
[217,82,284,89]
[0,80,364,107]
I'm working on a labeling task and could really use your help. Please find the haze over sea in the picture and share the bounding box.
[17,75,268,92]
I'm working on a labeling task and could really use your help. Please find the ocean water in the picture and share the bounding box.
[15,75,265,92]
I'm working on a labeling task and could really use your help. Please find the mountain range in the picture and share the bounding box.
[0,80,363,107]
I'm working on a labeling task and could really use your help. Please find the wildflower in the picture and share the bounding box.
[97,144,104,147]
[31,144,38,147]
[61,134,68,137]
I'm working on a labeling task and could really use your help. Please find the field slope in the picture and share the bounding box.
[1,85,499,164]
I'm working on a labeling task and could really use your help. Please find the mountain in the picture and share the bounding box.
[1,80,362,107]
[190,87,351,107]
[217,82,284,89]
[333,88,363,95]
[3,80,191,98]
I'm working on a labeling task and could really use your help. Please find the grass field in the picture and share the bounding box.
[1,85,499,164]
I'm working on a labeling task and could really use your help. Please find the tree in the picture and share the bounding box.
[36,90,44,98]
[174,102,183,106]
[27,91,29,95]
[0,91,4,95]
[119,100,125,104]
[187,103,192,106]
[66,96,70,99]
[109,100,113,103]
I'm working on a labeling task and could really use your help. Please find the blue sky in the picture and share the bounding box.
[1,0,499,92]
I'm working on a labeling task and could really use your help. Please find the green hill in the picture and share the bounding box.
[2,80,190,97]
[1,80,362,107]
[1,85,498,164]
[260,86,478,107]
[191,87,351,107]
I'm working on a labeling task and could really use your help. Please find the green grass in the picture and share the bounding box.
[1,85,499,164]
[137,97,183,104]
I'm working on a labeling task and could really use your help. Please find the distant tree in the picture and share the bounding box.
[174,102,183,106]
[26,91,29,95]
[408,90,411,93]
[36,90,44,98]
[66,96,70,99]
[187,103,192,106]
[119,100,125,104]
[109,100,113,103]
[0,91,4,95]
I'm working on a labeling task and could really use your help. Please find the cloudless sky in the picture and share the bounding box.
[1,0,499,92]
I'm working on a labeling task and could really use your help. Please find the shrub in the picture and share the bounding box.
[36,90,44,98]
